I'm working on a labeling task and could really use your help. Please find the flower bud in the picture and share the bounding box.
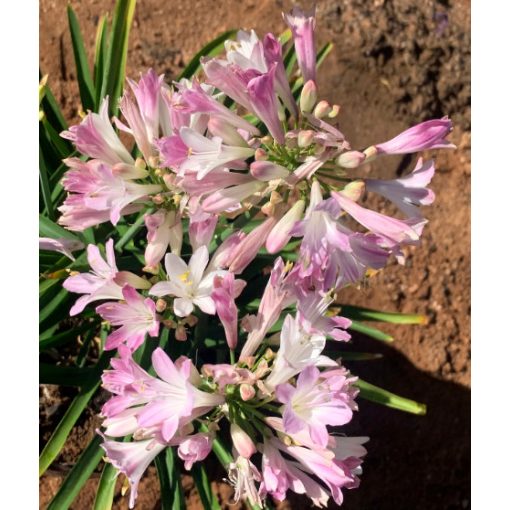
[250,161,290,181]
[208,118,248,147]
[328,104,341,118]
[336,150,367,169]
[266,199,305,253]
[230,424,256,458]
[261,201,275,216]
[261,135,273,145]
[155,299,167,313]
[175,325,187,341]
[300,80,318,113]
[341,180,365,202]
[254,148,268,161]
[240,383,256,401]
[363,145,378,162]
[298,130,315,148]
[313,100,332,118]
[152,194,165,205]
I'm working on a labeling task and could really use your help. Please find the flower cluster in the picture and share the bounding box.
[43,5,454,508]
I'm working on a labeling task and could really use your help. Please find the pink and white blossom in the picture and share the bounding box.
[96,285,160,352]
[150,246,224,316]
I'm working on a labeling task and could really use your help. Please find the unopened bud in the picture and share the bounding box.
[184,314,198,327]
[313,100,332,118]
[155,299,167,313]
[240,383,256,401]
[300,80,317,113]
[363,145,378,162]
[341,180,365,202]
[230,424,256,458]
[277,101,286,122]
[336,150,366,169]
[135,157,147,170]
[148,156,159,168]
[154,168,164,178]
[261,135,273,145]
[261,201,275,216]
[250,161,289,181]
[254,148,268,161]
[253,358,270,378]
[263,348,275,361]
[208,117,247,147]
[163,173,176,189]
[298,130,315,148]
[152,194,164,205]
[175,325,187,341]
[162,318,176,328]
[328,104,341,118]
[143,265,160,275]
[269,191,283,204]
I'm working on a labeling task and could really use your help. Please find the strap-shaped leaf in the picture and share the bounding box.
[155,447,185,510]
[100,0,136,116]
[355,379,427,415]
[46,435,104,510]
[39,71,68,131]
[39,363,95,387]
[39,350,113,476]
[67,5,96,111]
[39,147,55,221]
[178,29,238,80]
[190,464,221,510]
[39,214,81,242]
[340,304,427,325]
[94,15,109,109]
[348,320,394,342]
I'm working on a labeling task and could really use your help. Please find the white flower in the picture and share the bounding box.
[150,245,224,316]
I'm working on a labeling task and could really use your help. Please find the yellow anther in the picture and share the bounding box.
[179,270,191,284]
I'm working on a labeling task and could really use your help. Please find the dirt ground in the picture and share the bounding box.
[39,0,471,508]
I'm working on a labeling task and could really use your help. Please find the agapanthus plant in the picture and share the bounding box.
[39,2,452,508]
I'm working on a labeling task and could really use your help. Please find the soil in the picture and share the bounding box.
[39,0,471,508]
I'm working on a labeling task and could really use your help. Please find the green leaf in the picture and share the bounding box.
[39,351,113,476]
[39,287,70,326]
[40,321,99,350]
[39,147,56,221]
[46,435,104,510]
[340,305,427,325]
[94,15,109,109]
[39,363,95,387]
[41,115,73,158]
[348,320,394,342]
[93,451,122,510]
[278,28,292,45]
[100,0,137,116]
[190,464,221,510]
[39,214,80,242]
[115,208,153,252]
[67,5,96,111]
[178,30,238,80]
[40,73,68,131]
[155,448,185,510]
[335,351,383,361]
[355,379,427,415]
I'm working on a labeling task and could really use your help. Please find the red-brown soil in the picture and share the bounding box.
[39,0,470,508]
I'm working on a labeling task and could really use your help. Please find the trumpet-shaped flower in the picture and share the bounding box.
[39,237,84,261]
[61,98,134,165]
[63,240,150,316]
[365,157,436,218]
[275,365,355,447]
[150,246,224,316]
[96,285,160,352]
[144,209,183,270]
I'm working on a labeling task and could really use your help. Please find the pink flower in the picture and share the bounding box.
[201,180,265,214]
[365,157,436,218]
[144,210,183,270]
[240,258,296,359]
[266,200,305,254]
[189,208,217,251]
[227,455,262,506]
[230,423,256,458]
[177,432,213,470]
[374,117,455,155]
[284,7,317,84]
[264,314,333,391]
[275,365,355,448]
[39,237,84,261]
[99,435,166,509]
[228,215,278,273]
[150,246,224,316]
[63,240,150,316]
[136,348,224,441]
[260,438,330,505]
[61,98,134,165]
[211,272,246,349]
[297,294,351,342]
[331,190,422,244]
[96,285,160,352]
[175,127,254,180]
[58,158,161,230]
